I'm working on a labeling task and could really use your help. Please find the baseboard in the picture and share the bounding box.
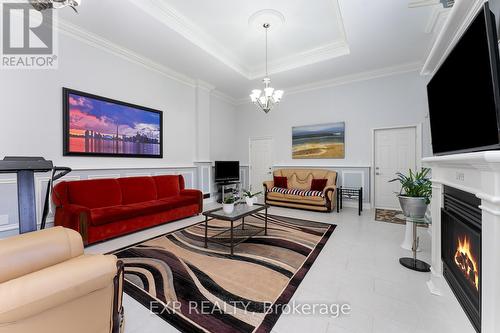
[341,201,372,210]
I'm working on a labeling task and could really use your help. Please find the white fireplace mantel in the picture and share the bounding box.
[423,151,500,333]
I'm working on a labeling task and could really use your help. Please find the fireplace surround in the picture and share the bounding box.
[423,151,500,333]
[442,186,481,332]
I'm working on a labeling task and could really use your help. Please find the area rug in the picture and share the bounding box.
[113,214,336,333]
[375,209,427,227]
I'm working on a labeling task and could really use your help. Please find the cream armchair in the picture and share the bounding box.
[263,169,337,212]
[0,227,124,333]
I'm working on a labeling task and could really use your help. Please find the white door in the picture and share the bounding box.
[249,138,274,193]
[374,127,417,209]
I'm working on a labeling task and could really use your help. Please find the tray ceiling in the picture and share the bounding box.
[57,0,445,99]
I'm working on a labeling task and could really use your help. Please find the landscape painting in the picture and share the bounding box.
[63,88,162,158]
[292,122,345,159]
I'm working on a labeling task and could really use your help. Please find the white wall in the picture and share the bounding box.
[234,71,431,166]
[210,96,238,161]
[0,33,197,169]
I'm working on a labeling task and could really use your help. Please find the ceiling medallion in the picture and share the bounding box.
[249,22,284,114]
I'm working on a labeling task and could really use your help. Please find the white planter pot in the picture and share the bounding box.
[245,197,254,206]
[222,203,235,214]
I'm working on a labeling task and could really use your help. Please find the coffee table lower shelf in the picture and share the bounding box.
[202,204,269,255]
[204,221,266,255]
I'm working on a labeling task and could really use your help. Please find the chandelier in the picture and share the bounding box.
[30,0,81,12]
[250,23,284,113]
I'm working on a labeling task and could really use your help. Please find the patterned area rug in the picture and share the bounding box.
[375,209,428,228]
[113,214,335,333]
[375,209,406,225]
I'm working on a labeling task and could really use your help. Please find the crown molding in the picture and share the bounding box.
[211,90,238,106]
[196,79,215,92]
[409,0,441,8]
[128,0,350,80]
[235,62,423,105]
[248,41,350,79]
[57,19,198,88]
[421,0,485,75]
[129,0,250,77]
[425,6,451,34]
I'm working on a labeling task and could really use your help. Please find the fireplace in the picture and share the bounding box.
[442,186,481,332]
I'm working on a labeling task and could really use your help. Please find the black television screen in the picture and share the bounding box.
[427,2,500,155]
[215,161,239,182]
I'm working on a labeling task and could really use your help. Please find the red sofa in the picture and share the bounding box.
[52,175,202,245]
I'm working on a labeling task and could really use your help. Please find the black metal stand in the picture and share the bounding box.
[17,171,37,234]
[399,217,430,272]
[399,257,431,272]
[0,157,71,233]
[336,186,363,215]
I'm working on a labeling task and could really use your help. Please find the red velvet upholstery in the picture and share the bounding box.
[311,179,328,191]
[118,177,157,204]
[67,179,122,209]
[274,176,288,189]
[53,175,202,245]
[153,175,181,198]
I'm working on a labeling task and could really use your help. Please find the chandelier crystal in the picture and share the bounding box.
[250,23,284,113]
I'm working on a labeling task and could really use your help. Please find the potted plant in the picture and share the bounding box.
[222,195,237,214]
[243,190,262,206]
[390,168,432,218]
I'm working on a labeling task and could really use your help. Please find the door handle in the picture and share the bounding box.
[376,172,381,175]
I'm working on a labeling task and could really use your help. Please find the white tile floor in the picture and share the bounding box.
[86,204,476,333]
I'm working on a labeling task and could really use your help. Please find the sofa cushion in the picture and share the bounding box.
[90,200,168,226]
[268,187,324,198]
[311,179,328,191]
[160,196,199,210]
[273,176,288,188]
[267,191,285,200]
[67,179,122,209]
[284,193,325,202]
[153,175,181,198]
[118,177,157,204]
[289,174,313,190]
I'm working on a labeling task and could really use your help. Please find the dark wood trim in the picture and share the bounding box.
[79,212,89,246]
[112,260,125,333]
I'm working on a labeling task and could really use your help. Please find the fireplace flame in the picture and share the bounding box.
[454,235,479,291]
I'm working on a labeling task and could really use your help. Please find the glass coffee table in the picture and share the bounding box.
[203,203,269,255]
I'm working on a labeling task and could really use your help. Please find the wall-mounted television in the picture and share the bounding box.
[63,88,163,158]
[214,161,240,183]
[427,2,500,155]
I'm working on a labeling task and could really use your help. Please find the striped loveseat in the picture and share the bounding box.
[263,169,337,212]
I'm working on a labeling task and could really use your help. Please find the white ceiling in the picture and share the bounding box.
[58,0,449,101]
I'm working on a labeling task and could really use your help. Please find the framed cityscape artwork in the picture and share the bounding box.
[63,88,163,158]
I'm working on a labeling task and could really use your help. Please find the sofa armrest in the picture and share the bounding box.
[263,181,274,191]
[323,185,336,211]
[323,185,336,198]
[180,189,203,213]
[0,254,118,323]
[55,204,91,245]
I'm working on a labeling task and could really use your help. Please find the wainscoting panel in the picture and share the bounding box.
[0,166,198,239]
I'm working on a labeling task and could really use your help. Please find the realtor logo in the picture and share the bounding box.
[1,0,58,69]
